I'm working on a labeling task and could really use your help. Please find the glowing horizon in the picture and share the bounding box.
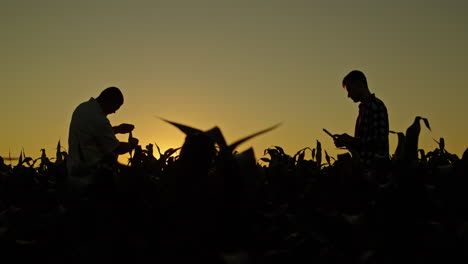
[1,1,467,162]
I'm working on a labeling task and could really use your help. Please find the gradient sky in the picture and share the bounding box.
[2,0,467,163]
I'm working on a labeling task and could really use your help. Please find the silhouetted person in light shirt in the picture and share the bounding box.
[65,86,138,260]
[67,86,138,187]
[334,70,390,168]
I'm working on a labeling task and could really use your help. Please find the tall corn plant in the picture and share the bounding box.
[390,116,431,162]
[160,118,280,158]
[158,117,280,195]
[160,118,280,248]
[160,118,281,194]
[426,138,460,167]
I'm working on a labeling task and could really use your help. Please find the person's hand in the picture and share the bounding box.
[128,137,139,149]
[333,133,353,148]
[114,123,135,134]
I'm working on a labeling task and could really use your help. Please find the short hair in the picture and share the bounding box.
[342,70,367,88]
[98,87,124,105]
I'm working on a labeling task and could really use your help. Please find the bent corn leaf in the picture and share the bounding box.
[293,147,310,162]
[274,146,285,156]
[163,147,181,160]
[155,143,163,157]
[159,117,203,136]
[422,118,431,131]
[297,149,305,163]
[227,123,281,152]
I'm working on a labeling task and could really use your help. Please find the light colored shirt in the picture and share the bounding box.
[67,97,119,184]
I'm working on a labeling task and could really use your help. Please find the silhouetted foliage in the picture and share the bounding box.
[0,117,467,263]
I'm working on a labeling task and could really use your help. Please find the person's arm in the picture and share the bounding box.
[113,137,139,155]
[112,123,135,134]
[93,117,136,156]
[339,102,388,155]
[334,133,362,150]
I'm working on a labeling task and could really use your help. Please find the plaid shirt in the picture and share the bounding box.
[353,94,389,167]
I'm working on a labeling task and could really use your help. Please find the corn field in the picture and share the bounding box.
[0,117,467,263]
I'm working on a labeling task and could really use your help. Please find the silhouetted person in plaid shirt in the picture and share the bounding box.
[334,70,389,168]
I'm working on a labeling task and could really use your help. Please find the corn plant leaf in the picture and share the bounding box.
[145,144,155,159]
[266,148,278,158]
[293,147,311,162]
[129,132,136,159]
[23,157,33,166]
[265,148,282,164]
[404,116,422,160]
[17,151,23,166]
[40,149,47,162]
[316,140,322,166]
[160,117,203,136]
[234,148,256,167]
[227,123,281,152]
[312,148,316,161]
[155,143,163,158]
[260,158,271,163]
[297,150,305,163]
[204,126,227,150]
[163,147,181,160]
[418,149,426,162]
[325,150,331,166]
[439,137,445,152]
[422,118,431,131]
[447,153,459,164]
[274,146,285,156]
[56,140,62,163]
[32,157,41,167]
[391,131,406,159]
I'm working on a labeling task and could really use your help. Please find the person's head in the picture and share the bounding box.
[342,70,370,102]
[96,87,124,116]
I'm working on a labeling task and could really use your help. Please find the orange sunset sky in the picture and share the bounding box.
[1,0,467,163]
